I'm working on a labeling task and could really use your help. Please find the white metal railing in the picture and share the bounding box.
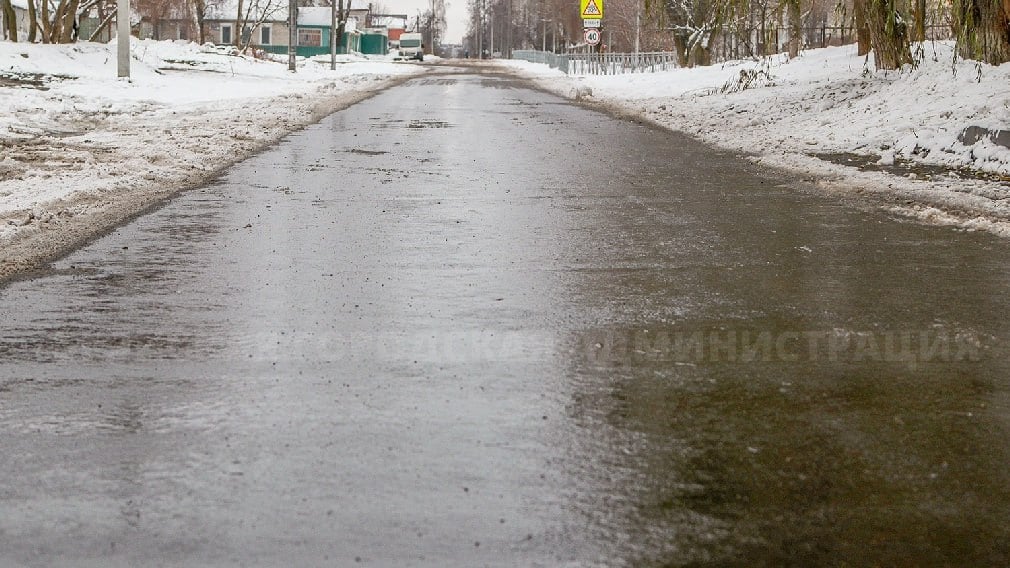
[566,50,680,75]
[512,49,680,76]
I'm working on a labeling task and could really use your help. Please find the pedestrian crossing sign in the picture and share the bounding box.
[580,0,603,19]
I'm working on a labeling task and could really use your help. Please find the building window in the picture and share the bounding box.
[221,24,233,44]
[260,25,271,45]
[297,28,321,47]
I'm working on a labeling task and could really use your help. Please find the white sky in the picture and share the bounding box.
[370,0,468,44]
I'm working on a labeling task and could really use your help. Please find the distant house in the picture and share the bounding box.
[122,0,288,49]
[137,3,376,57]
[201,1,288,48]
[280,6,361,56]
[137,4,196,42]
[370,14,406,51]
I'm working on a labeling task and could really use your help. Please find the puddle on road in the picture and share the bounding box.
[366,117,453,130]
[406,120,452,129]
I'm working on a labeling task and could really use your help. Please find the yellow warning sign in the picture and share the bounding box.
[580,0,603,19]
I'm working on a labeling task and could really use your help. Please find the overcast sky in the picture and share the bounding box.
[370,0,469,44]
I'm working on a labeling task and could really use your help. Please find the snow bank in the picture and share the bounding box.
[0,38,424,279]
[503,43,1010,233]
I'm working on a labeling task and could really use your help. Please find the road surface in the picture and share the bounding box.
[1,67,1009,566]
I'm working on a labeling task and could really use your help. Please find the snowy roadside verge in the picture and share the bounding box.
[1,39,425,282]
[501,45,1010,236]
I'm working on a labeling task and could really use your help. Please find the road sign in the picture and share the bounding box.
[584,28,601,46]
[580,0,603,20]
[583,18,601,28]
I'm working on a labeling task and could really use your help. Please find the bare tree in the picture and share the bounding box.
[952,0,1010,64]
[2,0,17,41]
[191,0,208,43]
[862,0,913,69]
[333,0,353,54]
[783,0,800,58]
[235,0,283,51]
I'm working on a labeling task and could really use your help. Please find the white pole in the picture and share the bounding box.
[330,0,336,70]
[288,0,297,71]
[634,0,640,60]
[117,0,129,78]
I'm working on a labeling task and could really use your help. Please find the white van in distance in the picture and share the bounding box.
[397,33,424,61]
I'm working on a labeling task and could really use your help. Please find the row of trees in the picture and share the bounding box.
[465,0,1010,68]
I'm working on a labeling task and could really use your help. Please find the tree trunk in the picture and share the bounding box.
[865,0,913,70]
[234,0,243,46]
[335,0,352,54]
[787,0,801,59]
[27,0,37,42]
[671,33,689,66]
[1,0,16,42]
[192,0,206,44]
[913,0,926,41]
[854,0,871,56]
[47,0,65,43]
[59,0,79,42]
[952,0,1010,65]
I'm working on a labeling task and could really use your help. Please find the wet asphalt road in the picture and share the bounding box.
[2,68,1010,567]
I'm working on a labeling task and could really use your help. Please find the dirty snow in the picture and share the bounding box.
[0,38,424,276]
[504,43,1010,234]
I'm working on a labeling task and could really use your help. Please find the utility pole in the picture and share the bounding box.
[506,0,512,58]
[476,0,483,58]
[330,0,337,69]
[288,0,297,71]
[634,0,640,62]
[116,0,129,77]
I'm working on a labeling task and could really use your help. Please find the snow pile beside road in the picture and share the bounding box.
[504,44,1010,231]
[0,39,424,278]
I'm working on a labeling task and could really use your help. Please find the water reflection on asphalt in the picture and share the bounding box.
[1,69,1009,566]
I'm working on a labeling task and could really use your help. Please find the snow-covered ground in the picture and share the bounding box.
[504,44,1010,235]
[1,38,424,278]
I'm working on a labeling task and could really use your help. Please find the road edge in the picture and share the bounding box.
[499,63,1010,238]
[0,72,419,287]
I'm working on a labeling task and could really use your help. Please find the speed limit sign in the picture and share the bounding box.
[584,28,601,46]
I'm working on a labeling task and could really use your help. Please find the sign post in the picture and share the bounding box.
[580,0,603,51]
